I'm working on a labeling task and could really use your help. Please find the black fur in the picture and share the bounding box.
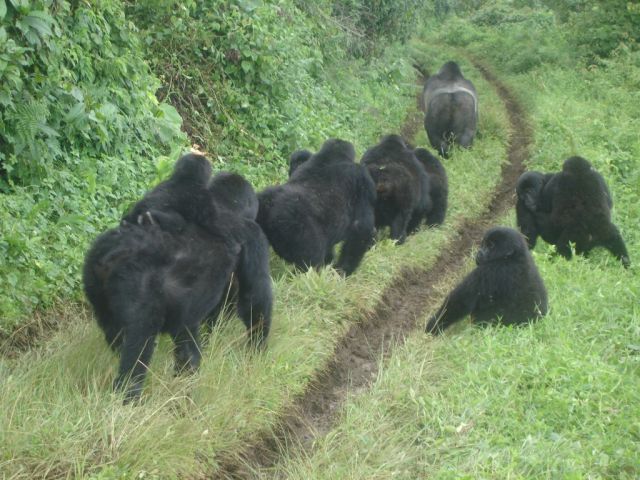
[516,157,629,267]
[426,227,548,334]
[288,149,313,177]
[121,153,215,234]
[423,61,478,157]
[414,147,449,226]
[84,172,272,402]
[208,171,259,220]
[362,135,431,243]
[257,138,376,276]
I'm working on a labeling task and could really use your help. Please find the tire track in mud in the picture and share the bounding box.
[215,59,532,479]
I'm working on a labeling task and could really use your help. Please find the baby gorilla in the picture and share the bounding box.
[257,138,376,276]
[422,61,478,157]
[209,171,259,220]
[414,147,449,226]
[84,173,272,402]
[516,157,629,267]
[362,135,431,243]
[288,149,313,177]
[121,152,215,234]
[426,227,548,334]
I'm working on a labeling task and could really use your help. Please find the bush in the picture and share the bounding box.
[0,1,185,329]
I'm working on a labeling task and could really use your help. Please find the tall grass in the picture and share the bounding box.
[274,16,640,480]
[0,66,507,477]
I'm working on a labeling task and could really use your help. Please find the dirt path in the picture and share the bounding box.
[215,59,532,478]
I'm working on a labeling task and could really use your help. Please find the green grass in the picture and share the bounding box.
[0,54,508,478]
[270,20,640,480]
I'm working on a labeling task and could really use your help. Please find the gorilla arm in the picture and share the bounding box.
[425,271,479,334]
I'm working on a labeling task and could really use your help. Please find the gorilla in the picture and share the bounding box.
[422,61,478,157]
[121,153,215,234]
[208,171,259,220]
[84,170,272,402]
[288,149,313,177]
[361,135,431,243]
[257,138,376,276]
[426,227,548,334]
[515,170,557,249]
[414,147,449,226]
[516,156,629,267]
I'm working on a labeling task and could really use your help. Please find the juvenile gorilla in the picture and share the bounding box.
[288,149,313,177]
[516,157,629,267]
[257,138,376,275]
[121,152,215,233]
[414,147,449,226]
[362,135,431,243]
[426,227,548,334]
[423,61,478,157]
[84,172,272,401]
[209,171,259,220]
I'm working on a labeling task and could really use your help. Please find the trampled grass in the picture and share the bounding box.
[0,52,508,478]
[271,22,640,480]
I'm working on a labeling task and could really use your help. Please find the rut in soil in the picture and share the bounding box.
[215,58,532,479]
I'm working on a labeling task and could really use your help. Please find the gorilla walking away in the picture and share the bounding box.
[257,138,376,276]
[362,135,431,243]
[516,156,630,268]
[423,61,478,157]
[84,165,272,401]
[426,227,548,334]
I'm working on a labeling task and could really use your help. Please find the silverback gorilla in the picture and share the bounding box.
[423,61,478,157]
[426,227,548,334]
[257,138,376,275]
[84,157,272,401]
[362,135,431,243]
[414,147,449,226]
[516,156,630,268]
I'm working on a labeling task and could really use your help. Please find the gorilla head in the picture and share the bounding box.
[208,171,259,220]
[437,61,464,81]
[289,149,313,177]
[516,171,548,212]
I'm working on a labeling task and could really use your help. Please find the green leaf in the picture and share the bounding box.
[0,1,7,20]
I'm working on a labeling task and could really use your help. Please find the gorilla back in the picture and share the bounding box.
[257,138,376,276]
[423,61,478,157]
[83,213,272,401]
[426,227,548,334]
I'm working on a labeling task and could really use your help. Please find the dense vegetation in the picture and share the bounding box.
[0,0,426,330]
[0,0,638,478]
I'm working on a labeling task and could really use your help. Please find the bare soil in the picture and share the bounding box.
[215,59,532,479]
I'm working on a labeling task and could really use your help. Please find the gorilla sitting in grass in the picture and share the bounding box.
[516,156,630,268]
[257,138,376,276]
[84,157,272,402]
[426,227,548,334]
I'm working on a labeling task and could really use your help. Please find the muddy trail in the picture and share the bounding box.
[216,59,532,479]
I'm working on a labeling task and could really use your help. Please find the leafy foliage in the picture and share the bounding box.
[0,1,185,328]
[125,0,421,188]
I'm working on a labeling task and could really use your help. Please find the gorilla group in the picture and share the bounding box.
[426,227,548,334]
[84,155,273,401]
[257,138,376,276]
[423,61,478,157]
[361,135,448,243]
[516,156,630,268]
